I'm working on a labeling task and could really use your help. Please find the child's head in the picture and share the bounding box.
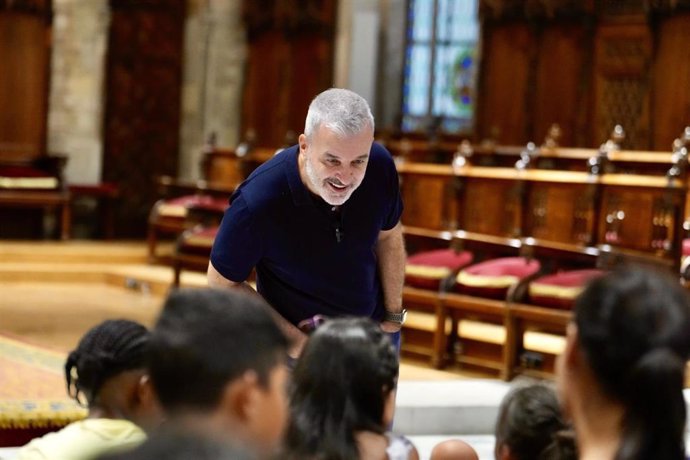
[285,317,399,459]
[66,319,158,428]
[431,439,479,460]
[494,384,575,460]
[147,288,289,455]
[558,266,690,460]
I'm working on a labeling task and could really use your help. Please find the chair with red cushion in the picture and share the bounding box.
[527,268,604,310]
[405,248,474,291]
[454,257,542,299]
[0,155,71,239]
[172,224,219,286]
[402,246,473,367]
[148,193,228,261]
[435,255,542,376]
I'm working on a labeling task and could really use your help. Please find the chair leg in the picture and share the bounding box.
[502,311,516,381]
[60,202,71,240]
[173,262,181,287]
[147,227,158,262]
[432,301,447,369]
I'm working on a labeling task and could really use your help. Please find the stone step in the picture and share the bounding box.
[393,380,511,436]
[0,241,157,264]
[395,380,690,459]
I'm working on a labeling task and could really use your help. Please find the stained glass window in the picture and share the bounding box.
[402,0,479,133]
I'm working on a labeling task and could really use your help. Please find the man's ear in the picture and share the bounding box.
[219,370,260,422]
[497,444,513,460]
[136,374,159,409]
[298,134,308,153]
[563,322,581,369]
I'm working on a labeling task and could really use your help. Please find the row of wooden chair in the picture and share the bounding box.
[398,132,690,380]
[147,135,277,262]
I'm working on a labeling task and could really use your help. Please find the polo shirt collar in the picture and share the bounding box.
[286,145,313,207]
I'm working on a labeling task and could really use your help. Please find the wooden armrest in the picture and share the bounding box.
[453,230,522,249]
[521,238,600,258]
[402,225,454,242]
[155,176,235,198]
[596,244,676,270]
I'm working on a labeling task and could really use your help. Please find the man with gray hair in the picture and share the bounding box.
[208,88,406,360]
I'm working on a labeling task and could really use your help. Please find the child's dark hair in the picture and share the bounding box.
[147,288,288,414]
[495,384,576,460]
[65,319,150,406]
[574,266,690,460]
[284,317,399,460]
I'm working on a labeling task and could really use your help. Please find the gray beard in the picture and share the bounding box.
[304,156,353,206]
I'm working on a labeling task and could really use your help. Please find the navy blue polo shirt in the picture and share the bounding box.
[210,143,403,326]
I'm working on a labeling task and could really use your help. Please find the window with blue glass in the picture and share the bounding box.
[402,0,479,134]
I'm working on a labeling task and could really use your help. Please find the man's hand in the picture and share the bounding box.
[288,332,308,359]
[380,320,402,333]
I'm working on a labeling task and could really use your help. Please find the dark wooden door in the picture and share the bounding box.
[102,0,185,237]
[0,0,52,161]
[241,0,336,147]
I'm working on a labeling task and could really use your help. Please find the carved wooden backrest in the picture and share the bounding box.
[399,167,455,231]
[596,175,686,269]
[524,180,597,246]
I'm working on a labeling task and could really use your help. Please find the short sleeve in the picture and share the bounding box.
[209,194,263,282]
[381,149,403,230]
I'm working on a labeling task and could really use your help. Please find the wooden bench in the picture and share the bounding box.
[0,155,71,239]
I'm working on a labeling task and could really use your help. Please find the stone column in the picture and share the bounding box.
[178,0,247,181]
[47,0,110,184]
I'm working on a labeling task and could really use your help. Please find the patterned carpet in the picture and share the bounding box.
[0,334,85,446]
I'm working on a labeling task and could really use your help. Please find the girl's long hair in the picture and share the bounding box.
[284,317,399,459]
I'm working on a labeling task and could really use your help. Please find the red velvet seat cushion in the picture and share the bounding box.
[177,226,218,254]
[0,166,52,178]
[156,195,228,218]
[528,269,604,310]
[455,257,541,299]
[0,166,58,189]
[405,249,473,290]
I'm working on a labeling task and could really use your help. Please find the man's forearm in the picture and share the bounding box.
[207,261,308,357]
[376,222,406,313]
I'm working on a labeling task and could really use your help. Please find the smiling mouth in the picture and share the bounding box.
[326,180,348,191]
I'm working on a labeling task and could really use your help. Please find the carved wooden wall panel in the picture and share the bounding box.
[478,23,534,144]
[0,0,52,161]
[592,23,652,149]
[241,0,336,148]
[652,13,690,150]
[533,22,589,146]
[102,0,184,237]
[473,0,690,150]
[399,175,450,230]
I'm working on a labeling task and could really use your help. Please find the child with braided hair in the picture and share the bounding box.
[17,319,161,460]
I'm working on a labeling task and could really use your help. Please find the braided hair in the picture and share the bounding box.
[65,319,150,406]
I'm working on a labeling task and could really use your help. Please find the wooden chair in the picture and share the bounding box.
[0,155,71,239]
[506,141,688,379]
[148,133,281,262]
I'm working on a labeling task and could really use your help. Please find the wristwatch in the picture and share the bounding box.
[383,309,408,326]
